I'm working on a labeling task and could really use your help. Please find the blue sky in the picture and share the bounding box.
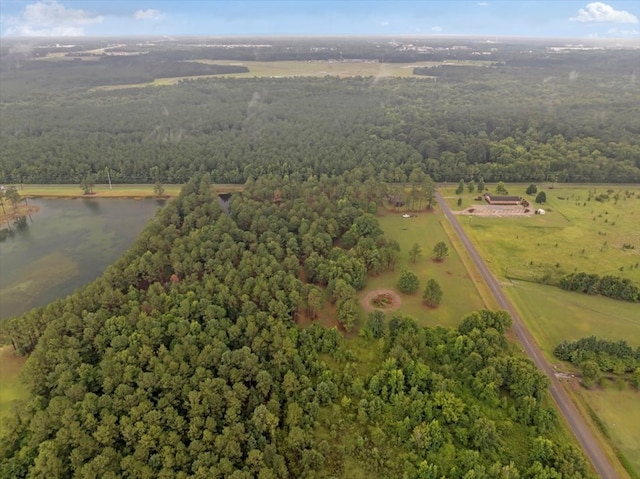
[1,1,639,38]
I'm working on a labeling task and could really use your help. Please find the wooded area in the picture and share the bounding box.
[0,174,593,478]
[1,46,639,185]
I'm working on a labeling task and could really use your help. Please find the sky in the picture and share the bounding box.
[1,0,639,39]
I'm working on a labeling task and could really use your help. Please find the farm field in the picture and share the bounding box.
[357,208,488,329]
[90,59,489,90]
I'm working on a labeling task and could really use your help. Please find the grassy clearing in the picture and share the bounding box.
[504,281,640,361]
[444,183,640,357]
[0,347,28,436]
[89,59,493,90]
[574,384,640,478]
[11,183,243,198]
[444,184,640,285]
[358,208,486,329]
[443,183,640,476]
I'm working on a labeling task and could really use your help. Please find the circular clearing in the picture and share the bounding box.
[361,289,402,313]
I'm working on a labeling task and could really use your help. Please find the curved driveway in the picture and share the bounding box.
[435,192,618,479]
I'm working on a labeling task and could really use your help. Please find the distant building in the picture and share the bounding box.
[483,194,523,205]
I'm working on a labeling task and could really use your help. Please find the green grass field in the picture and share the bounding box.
[0,347,28,436]
[444,184,640,285]
[504,281,640,360]
[90,59,493,90]
[12,183,244,198]
[442,183,640,477]
[576,385,640,478]
[357,208,487,329]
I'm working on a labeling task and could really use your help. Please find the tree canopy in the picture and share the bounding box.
[0,173,594,478]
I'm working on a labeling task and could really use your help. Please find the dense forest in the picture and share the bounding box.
[1,46,639,185]
[0,174,593,478]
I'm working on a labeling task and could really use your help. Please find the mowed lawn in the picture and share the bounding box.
[576,385,640,478]
[0,347,28,436]
[358,209,487,329]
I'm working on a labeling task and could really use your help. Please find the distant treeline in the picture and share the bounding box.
[1,48,639,185]
[559,272,639,302]
[1,55,247,86]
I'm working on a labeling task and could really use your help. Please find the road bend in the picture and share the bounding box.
[435,192,619,479]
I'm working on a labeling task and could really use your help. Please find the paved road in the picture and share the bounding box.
[435,192,619,479]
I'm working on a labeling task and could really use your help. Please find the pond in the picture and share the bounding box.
[0,198,164,320]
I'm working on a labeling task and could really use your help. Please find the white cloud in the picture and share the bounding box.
[431,26,443,32]
[570,2,638,23]
[4,0,103,36]
[477,2,489,6]
[133,9,164,21]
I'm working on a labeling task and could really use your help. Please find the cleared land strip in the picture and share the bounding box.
[435,191,620,479]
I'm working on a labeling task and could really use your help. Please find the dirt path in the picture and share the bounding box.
[435,191,620,479]
[361,289,402,313]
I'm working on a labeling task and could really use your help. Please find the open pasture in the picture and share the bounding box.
[357,208,487,329]
[442,184,640,285]
[89,59,490,90]
[576,386,640,478]
[504,281,640,359]
[440,183,640,355]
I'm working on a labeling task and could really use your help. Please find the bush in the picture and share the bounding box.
[535,191,547,204]
[526,184,537,195]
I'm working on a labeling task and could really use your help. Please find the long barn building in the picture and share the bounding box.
[483,194,523,205]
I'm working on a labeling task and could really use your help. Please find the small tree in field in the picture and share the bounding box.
[408,243,422,264]
[154,181,165,196]
[468,181,475,193]
[397,270,420,294]
[456,179,465,195]
[80,175,95,195]
[433,241,449,262]
[526,184,537,195]
[580,360,601,388]
[535,191,547,204]
[423,279,443,307]
[496,182,508,195]
[478,178,485,193]
[457,197,462,207]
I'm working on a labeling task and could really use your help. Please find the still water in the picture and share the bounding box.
[0,198,163,320]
